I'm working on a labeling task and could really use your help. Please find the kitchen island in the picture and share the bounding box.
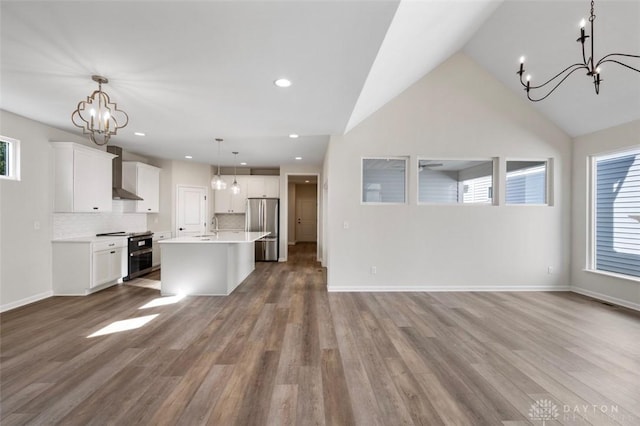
[158,231,269,296]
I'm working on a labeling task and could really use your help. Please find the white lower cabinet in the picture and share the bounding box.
[92,246,126,288]
[53,238,127,295]
[152,231,172,269]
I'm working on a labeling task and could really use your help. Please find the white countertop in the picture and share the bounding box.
[159,231,269,244]
[52,235,128,244]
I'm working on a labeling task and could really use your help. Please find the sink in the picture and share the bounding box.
[193,234,218,237]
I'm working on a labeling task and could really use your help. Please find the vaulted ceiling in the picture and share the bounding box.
[1,1,638,167]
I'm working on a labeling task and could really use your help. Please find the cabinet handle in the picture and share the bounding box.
[148,208,151,211]
[93,207,99,210]
[110,250,116,254]
[108,243,115,247]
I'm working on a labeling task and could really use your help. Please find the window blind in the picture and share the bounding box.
[506,163,546,204]
[595,151,640,278]
[362,159,406,203]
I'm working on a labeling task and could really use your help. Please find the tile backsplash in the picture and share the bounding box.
[53,213,148,239]
[215,214,245,230]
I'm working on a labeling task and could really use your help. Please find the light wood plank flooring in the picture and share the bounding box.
[1,243,639,425]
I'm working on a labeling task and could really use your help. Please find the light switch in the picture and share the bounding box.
[343,221,349,229]
[33,221,40,230]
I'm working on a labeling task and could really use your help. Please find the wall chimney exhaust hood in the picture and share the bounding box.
[106,146,143,200]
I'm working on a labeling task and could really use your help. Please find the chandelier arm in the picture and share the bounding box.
[597,59,640,74]
[596,53,640,67]
[580,33,590,68]
[520,63,587,90]
[526,66,590,102]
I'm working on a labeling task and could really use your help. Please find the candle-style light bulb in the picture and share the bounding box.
[526,75,531,82]
[518,56,525,74]
[580,18,586,28]
[595,66,601,74]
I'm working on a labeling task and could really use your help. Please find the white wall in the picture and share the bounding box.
[325,53,572,291]
[0,110,89,310]
[571,119,640,310]
[288,183,296,243]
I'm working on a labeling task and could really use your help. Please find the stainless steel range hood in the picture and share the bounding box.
[106,146,143,200]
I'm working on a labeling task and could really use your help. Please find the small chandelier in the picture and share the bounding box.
[71,75,129,145]
[211,138,227,190]
[517,0,640,102]
[230,152,241,195]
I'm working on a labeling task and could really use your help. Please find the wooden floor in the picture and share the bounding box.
[1,243,640,425]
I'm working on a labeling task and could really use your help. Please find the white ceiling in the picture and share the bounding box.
[1,1,638,168]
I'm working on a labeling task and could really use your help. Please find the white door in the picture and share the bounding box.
[295,197,317,242]
[176,185,207,237]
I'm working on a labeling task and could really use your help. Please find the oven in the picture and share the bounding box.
[124,232,153,281]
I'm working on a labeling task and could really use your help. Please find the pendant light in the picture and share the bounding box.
[211,138,227,190]
[230,152,241,195]
[71,75,129,146]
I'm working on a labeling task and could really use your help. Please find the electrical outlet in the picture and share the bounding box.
[547,266,553,274]
[370,266,377,275]
[33,221,40,230]
[343,221,349,229]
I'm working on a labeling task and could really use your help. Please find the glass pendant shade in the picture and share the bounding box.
[211,138,227,190]
[230,179,241,194]
[211,174,227,190]
[230,151,241,195]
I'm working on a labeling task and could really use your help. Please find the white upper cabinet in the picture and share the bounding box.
[52,142,115,212]
[215,175,248,213]
[122,162,161,213]
[247,176,280,198]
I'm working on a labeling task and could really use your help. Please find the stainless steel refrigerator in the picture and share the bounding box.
[245,198,279,261]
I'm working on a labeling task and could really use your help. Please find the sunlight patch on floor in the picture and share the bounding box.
[87,314,159,338]
[138,294,185,309]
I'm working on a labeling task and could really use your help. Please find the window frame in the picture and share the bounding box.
[361,156,408,205]
[416,157,497,206]
[588,147,640,280]
[0,135,21,181]
[504,158,551,206]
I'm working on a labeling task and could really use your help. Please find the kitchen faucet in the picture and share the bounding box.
[211,215,219,233]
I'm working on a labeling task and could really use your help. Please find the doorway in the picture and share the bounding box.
[295,184,317,242]
[285,174,320,261]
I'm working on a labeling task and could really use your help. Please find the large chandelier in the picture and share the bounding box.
[211,138,227,190]
[71,75,129,145]
[517,0,640,102]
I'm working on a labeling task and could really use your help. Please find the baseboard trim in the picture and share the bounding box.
[570,287,640,312]
[327,285,571,293]
[0,290,53,313]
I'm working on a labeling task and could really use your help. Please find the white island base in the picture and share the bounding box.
[159,231,268,296]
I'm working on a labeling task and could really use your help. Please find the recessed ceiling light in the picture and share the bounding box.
[305,180,310,183]
[274,78,292,88]
[295,157,302,160]
[240,162,247,166]
[134,132,146,136]
[289,134,299,139]
[185,155,193,159]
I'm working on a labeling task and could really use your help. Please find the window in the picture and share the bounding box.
[505,160,547,204]
[0,136,20,181]
[418,159,494,204]
[593,148,640,278]
[362,158,406,204]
